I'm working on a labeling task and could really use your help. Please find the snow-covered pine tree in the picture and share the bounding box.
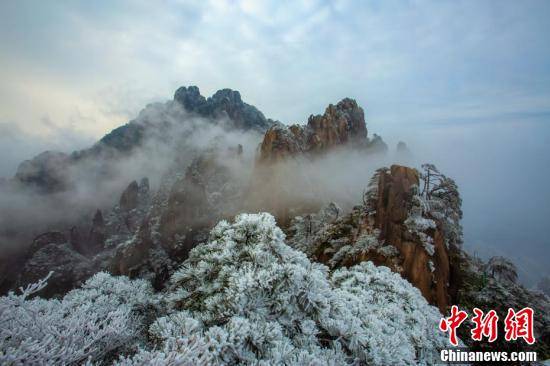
[0,272,157,365]
[124,213,448,365]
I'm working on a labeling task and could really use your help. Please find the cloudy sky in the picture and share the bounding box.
[1,0,549,283]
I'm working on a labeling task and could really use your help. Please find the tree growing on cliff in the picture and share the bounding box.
[418,163,463,248]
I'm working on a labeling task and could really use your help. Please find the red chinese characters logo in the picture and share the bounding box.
[504,307,535,344]
[439,305,468,346]
[471,308,499,342]
[439,306,535,345]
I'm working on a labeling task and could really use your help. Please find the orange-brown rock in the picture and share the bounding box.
[258,98,368,163]
[303,165,455,312]
[251,98,377,224]
[373,165,452,311]
[258,124,306,163]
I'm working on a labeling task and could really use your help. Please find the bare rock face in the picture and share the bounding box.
[306,98,367,151]
[159,148,240,259]
[373,166,453,311]
[17,231,94,298]
[28,231,67,255]
[288,165,458,312]
[108,146,245,288]
[174,86,273,132]
[69,209,106,257]
[111,216,153,278]
[120,180,139,211]
[258,123,306,163]
[87,209,106,254]
[258,98,369,163]
[173,85,206,112]
[251,98,384,224]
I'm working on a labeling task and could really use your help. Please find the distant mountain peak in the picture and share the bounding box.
[174,85,272,132]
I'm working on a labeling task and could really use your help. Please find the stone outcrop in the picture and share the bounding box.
[111,216,154,278]
[69,210,106,257]
[373,166,454,311]
[87,209,106,254]
[108,145,244,290]
[158,147,241,259]
[288,165,457,312]
[28,231,67,255]
[258,98,370,163]
[19,243,94,298]
[250,98,387,224]
[174,86,273,132]
[120,181,139,211]
[17,232,95,298]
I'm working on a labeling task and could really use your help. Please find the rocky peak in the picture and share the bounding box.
[158,148,241,258]
[173,85,272,132]
[210,88,242,105]
[306,98,367,150]
[173,85,207,112]
[119,181,139,211]
[258,122,306,163]
[87,209,106,254]
[258,98,379,163]
[374,165,456,311]
[92,209,104,227]
[287,164,460,312]
[396,141,409,153]
[12,86,273,195]
[67,210,106,257]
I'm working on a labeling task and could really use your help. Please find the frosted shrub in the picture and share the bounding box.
[330,262,448,364]
[0,272,156,365]
[287,202,341,256]
[124,213,447,365]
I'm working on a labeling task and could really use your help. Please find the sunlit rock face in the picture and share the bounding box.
[251,98,387,225]
[372,165,454,312]
[286,165,461,312]
[258,98,370,163]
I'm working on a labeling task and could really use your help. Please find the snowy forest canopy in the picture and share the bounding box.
[1,213,448,365]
